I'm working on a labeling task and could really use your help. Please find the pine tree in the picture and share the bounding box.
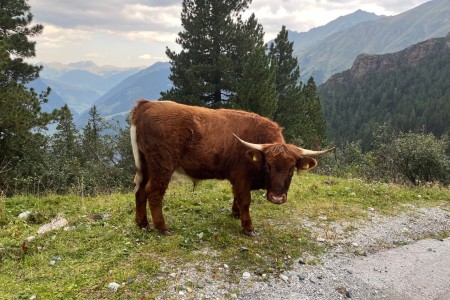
[50,104,81,193]
[268,26,303,142]
[0,0,58,193]
[235,46,278,118]
[300,77,326,148]
[82,106,105,164]
[161,0,264,107]
[268,26,327,148]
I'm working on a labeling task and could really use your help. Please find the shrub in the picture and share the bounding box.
[375,132,450,185]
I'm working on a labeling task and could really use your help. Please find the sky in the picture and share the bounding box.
[28,0,431,68]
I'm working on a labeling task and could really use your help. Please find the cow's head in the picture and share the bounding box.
[234,134,335,205]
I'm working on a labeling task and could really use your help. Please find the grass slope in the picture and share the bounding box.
[1,174,449,299]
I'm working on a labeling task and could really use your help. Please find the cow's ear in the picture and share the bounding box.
[246,149,264,165]
[296,157,318,173]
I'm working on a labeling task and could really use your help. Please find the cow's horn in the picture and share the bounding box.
[233,134,264,151]
[298,147,336,157]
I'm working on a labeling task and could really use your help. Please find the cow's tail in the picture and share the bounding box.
[130,124,142,193]
[130,99,149,193]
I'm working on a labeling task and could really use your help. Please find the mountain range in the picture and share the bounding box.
[32,0,450,128]
[293,0,450,83]
[319,32,450,148]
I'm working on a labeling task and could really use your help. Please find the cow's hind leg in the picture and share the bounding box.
[231,198,240,219]
[135,154,150,228]
[146,175,172,235]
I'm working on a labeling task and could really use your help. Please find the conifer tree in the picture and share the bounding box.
[50,105,81,193]
[161,0,264,107]
[268,26,303,143]
[269,26,326,148]
[0,0,58,192]
[235,46,278,118]
[300,77,326,148]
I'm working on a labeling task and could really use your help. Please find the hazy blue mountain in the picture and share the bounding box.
[40,78,101,114]
[37,61,143,115]
[76,62,171,127]
[27,78,74,116]
[296,0,450,83]
[288,10,384,54]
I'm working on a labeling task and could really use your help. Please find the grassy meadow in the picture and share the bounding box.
[1,174,449,299]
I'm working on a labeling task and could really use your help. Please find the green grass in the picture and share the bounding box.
[1,174,449,299]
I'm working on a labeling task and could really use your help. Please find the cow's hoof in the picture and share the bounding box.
[161,229,173,236]
[244,230,257,237]
[136,219,150,229]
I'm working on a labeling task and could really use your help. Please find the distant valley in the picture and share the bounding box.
[31,0,450,132]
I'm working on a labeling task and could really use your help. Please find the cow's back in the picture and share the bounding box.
[131,100,284,179]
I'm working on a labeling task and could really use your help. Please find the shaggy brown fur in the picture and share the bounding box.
[130,99,330,236]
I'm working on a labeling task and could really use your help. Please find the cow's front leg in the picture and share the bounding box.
[146,177,171,235]
[232,185,255,237]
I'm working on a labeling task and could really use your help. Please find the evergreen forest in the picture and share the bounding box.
[319,37,450,151]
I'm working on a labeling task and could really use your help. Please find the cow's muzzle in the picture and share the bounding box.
[268,193,287,204]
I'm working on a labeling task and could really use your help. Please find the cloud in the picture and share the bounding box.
[27,0,430,67]
[138,54,167,61]
[29,0,182,32]
[34,24,93,48]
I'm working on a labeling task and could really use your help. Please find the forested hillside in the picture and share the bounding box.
[319,32,450,150]
[297,0,450,83]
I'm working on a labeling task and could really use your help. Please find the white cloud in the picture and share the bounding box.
[34,24,93,48]
[27,0,431,67]
[138,54,167,61]
[121,30,178,43]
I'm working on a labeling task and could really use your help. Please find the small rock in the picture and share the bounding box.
[255,268,264,276]
[37,216,68,234]
[169,273,177,278]
[298,259,306,265]
[297,274,306,281]
[22,236,35,252]
[197,282,205,289]
[368,207,375,212]
[178,290,186,296]
[352,242,359,247]
[317,274,324,279]
[317,238,326,242]
[242,272,251,280]
[29,295,36,300]
[336,286,351,298]
[18,211,32,220]
[279,274,289,282]
[239,247,249,252]
[108,282,120,292]
[224,263,229,269]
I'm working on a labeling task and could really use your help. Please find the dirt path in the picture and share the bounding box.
[239,206,450,300]
[159,205,450,299]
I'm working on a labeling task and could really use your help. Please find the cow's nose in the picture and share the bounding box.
[268,193,287,204]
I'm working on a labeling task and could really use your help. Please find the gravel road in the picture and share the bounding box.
[239,206,450,300]
[160,205,450,299]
